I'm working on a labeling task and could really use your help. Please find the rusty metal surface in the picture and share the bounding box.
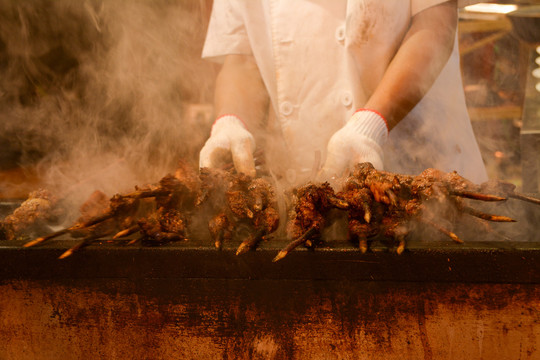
[0,278,538,359]
[1,237,539,359]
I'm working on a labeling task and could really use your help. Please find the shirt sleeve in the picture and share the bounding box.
[201,0,253,63]
[411,0,479,16]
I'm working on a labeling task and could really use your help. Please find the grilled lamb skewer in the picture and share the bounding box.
[235,177,280,254]
[274,182,347,262]
[12,158,540,261]
[200,169,280,252]
[24,192,138,248]
[337,163,528,253]
[25,160,201,249]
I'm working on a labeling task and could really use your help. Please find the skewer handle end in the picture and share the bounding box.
[272,250,287,262]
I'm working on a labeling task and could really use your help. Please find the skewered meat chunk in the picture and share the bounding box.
[286,182,339,240]
[274,182,347,262]
[337,171,412,254]
[110,169,201,245]
[137,208,188,245]
[227,173,256,219]
[200,168,280,253]
[56,192,141,258]
[0,189,62,240]
[236,176,280,254]
[197,167,233,206]
[339,163,519,254]
[131,173,196,245]
[208,211,233,250]
[339,179,383,253]
[274,162,537,261]
[196,168,235,250]
[13,158,539,262]
[78,190,110,221]
[67,191,140,239]
[70,190,121,239]
[25,161,203,256]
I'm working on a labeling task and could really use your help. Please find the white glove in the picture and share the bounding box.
[199,115,256,177]
[320,109,388,179]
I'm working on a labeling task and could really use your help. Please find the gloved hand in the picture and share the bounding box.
[320,109,388,179]
[199,115,256,177]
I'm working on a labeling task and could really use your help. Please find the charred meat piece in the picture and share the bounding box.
[338,178,383,253]
[208,211,233,250]
[200,168,280,253]
[26,160,202,253]
[197,168,236,249]
[16,158,540,261]
[111,165,202,245]
[1,189,63,241]
[51,192,141,258]
[227,173,256,220]
[197,167,234,207]
[274,182,346,262]
[137,208,188,246]
[68,191,140,240]
[236,176,280,254]
[339,163,532,253]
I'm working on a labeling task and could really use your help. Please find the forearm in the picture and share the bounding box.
[214,54,269,130]
[364,0,457,130]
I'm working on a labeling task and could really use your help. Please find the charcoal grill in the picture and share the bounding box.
[1,7,540,358]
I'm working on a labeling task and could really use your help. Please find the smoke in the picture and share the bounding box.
[0,0,216,212]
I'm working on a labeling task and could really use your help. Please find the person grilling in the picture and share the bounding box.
[199,0,487,187]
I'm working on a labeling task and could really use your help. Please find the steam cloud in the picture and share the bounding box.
[0,0,216,214]
[0,1,535,240]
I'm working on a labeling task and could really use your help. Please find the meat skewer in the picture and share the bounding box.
[58,232,114,259]
[234,177,280,254]
[458,205,516,222]
[236,228,266,256]
[6,158,539,262]
[23,160,201,249]
[274,182,346,262]
[336,163,531,253]
[418,217,464,244]
[201,169,280,253]
[450,190,507,202]
[23,212,115,248]
[274,162,538,260]
[273,225,317,262]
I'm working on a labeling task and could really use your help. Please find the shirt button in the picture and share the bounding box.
[280,101,294,116]
[341,91,353,107]
[335,25,345,43]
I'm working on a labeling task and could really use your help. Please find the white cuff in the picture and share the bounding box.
[347,110,388,146]
[211,115,247,136]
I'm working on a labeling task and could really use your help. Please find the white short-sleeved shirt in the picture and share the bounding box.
[203,0,488,184]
